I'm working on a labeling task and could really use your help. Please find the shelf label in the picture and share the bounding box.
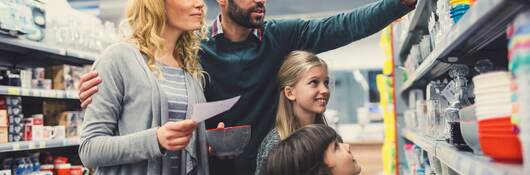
[12,143,20,151]
[48,91,57,98]
[7,88,20,95]
[59,49,67,55]
[28,142,35,149]
[56,91,65,98]
[21,89,30,96]
[461,160,472,175]
[39,141,46,148]
[33,90,41,97]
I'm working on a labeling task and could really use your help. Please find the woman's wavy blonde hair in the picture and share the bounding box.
[123,0,207,86]
[276,51,328,139]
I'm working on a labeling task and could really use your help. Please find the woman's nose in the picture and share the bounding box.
[320,84,330,94]
[194,0,205,8]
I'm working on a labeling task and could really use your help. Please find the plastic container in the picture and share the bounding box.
[478,133,522,162]
[206,125,251,156]
[478,116,512,124]
[460,105,482,154]
[521,135,530,174]
[478,117,523,162]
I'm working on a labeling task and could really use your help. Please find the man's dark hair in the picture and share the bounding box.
[265,124,342,175]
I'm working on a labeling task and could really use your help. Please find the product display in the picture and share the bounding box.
[1,152,87,175]
[47,65,85,90]
[510,10,530,173]
[0,0,46,41]
[394,0,529,174]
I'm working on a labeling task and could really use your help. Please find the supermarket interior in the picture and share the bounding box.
[0,0,530,175]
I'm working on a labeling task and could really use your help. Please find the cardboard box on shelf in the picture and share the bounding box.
[0,96,5,109]
[33,67,46,80]
[0,127,8,144]
[8,130,23,142]
[47,65,86,90]
[0,69,21,86]
[59,111,82,138]
[20,69,32,89]
[6,96,21,106]
[0,110,7,127]
[43,101,68,126]
[31,79,52,90]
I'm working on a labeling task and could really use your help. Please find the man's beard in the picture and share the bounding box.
[227,0,265,28]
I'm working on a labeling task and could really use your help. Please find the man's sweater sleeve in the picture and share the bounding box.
[271,0,413,54]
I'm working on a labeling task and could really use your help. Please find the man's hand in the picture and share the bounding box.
[79,71,102,108]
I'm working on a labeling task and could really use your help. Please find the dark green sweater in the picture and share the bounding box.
[200,0,412,174]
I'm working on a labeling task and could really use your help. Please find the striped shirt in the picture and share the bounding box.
[157,62,197,175]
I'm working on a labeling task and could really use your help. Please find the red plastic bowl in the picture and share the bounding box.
[479,134,522,162]
[478,117,511,125]
[479,127,518,134]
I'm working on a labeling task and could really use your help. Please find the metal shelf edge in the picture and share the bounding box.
[0,138,80,153]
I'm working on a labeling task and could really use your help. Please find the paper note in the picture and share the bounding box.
[191,96,240,122]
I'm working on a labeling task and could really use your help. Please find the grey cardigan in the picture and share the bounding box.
[79,42,209,175]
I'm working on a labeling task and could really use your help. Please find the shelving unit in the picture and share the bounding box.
[0,138,80,153]
[0,85,79,99]
[0,35,97,66]
[393,0,530,175]
[0,26,91,168]
[402,129,523,175]
[397,0,432,62]
[399,0,527,97]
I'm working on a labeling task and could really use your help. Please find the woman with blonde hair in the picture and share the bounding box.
[255,50,331,175]
[79,0,213,174]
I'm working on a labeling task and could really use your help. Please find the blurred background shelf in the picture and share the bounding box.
[0,36,96,67]
[397,0,432,63]
[0,138,80,153]
[0,86,79,99]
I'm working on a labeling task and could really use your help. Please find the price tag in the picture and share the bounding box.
[49,91,57,98]
[12,143,20,151]
[70,91,79,99]
[21,89,30,96]
[39,141,46,148]
[7,88,20,95]
[33,90,41,97]
[56,91,65,98]
[59,49,67,55]
[28,142,35,149]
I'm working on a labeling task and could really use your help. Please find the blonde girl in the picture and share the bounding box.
[255,50,331,175]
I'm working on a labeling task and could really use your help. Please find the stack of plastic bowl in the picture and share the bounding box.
[509,10,530,173]
[473,71,523,162]
[459,105,482,154]
[449,0,471,23]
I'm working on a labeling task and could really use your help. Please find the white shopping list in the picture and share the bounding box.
[191,96,241,122]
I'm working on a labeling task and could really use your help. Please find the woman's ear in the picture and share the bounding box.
[284,86,296,101]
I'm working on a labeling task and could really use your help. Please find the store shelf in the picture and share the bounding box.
[399,0,528,96]
[0,138,80,153]
[401,128,435,154]
[397,0,431,62]
[0,86,79,99]
[402,129,523,175]
[0,35,97,65]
